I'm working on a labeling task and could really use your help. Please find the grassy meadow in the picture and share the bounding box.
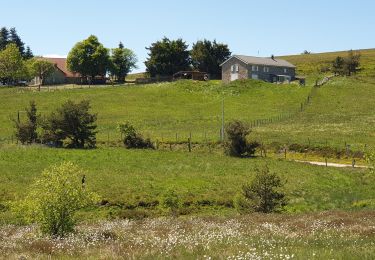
[0,146,374,224]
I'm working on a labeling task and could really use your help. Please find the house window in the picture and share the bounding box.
[264,67,269,73]
[284,68,287,73]
[231,64,239,73]
[252,65,259,72]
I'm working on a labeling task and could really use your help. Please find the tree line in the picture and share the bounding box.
[332,50,361,76]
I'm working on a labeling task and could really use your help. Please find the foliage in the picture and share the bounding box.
[42,100,97,148]
[0,43,28,84]
[145,37,190,77]
[9,27,25,56]
[344,49,361,76]
[191,39,231,79]
[27,58,55,87]
[332,56,345,75]
[14,100,39,144]
[0,27,9,51]
[160,189,180,216]
[241,166,287,213]
[224,120,259,157]
[118,122,154,149]
[67,35,110,83]
[13,162,99,237]
[109,42,137,83]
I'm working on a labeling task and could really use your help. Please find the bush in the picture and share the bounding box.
[160,189,180,216]
[42,100,97,148]
[240,166,287,213]
[118,122,154,149]
[224,120,259,157]
[14,101,38,144]
[13,162,99,237]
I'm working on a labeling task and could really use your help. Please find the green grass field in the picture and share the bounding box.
[1,146,374,224]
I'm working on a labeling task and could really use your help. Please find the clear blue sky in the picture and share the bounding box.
[2,0,374,72]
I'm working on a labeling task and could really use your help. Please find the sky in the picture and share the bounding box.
[2,0,374,72]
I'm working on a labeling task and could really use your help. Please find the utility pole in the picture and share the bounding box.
[221,98,225,142]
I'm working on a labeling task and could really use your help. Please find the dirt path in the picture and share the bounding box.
[294,160,368,169]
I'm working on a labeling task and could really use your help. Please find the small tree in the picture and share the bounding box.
[13,162,99,237]
[27,58,55,90]
[109,42,137,83]
[0,43,28,84]
[14,100,39,144]
[118,122,154,149]
[332,56,345,76]
[224,120,258,157]
[344,50,361,76]
[241,166,287,213]
[42,100,97,148]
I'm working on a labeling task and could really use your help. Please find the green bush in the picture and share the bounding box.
[41,100,97,148]
[118,122,154,149]
[13,162,99,237]
[224,120,259,157]
[160,189,180,216]
[240,166,287,213]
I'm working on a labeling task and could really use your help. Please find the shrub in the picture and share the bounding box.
[118,122,154,149]
[13,162,99,237]
[160,189,180,216]
[224,120,259,157]
[41,100,97,148]
[366,150,375,174]
[14,100,38,144]
[240,166,287,213]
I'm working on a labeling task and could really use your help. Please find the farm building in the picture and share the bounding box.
[30,57,81,85]
[221,55,296,83]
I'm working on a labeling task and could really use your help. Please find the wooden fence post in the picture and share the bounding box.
[188,138,191,152]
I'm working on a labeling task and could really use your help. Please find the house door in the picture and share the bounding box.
[231,73,238,81]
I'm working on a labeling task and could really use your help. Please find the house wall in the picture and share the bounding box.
[248,65,295,82]
[44,70,67,85]
[221,58,248,83]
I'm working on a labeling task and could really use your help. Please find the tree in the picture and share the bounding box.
[14,101,39,144]
[67,35,110,84]
[0,43,28,84]
[0,27,9,51]
[241,166,287,213]
[145,37,190,77]
[109,42,137,83]
[27,58,55,90]
[332,56,345,76]
[13,162,99,237]
[9,27,25,56]
[24,46,33,59]
[42,100,97,148]
[344,50,361,76]
[118,122,154,149]
[224,120,259,157]
[191,39,231,79]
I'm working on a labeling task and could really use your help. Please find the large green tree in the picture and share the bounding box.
[110,42,137,83]
[144,37,190,77]
[67,35,110,84]
[191,39,231,79]
[27,58,56,90]
[0,43,28,84]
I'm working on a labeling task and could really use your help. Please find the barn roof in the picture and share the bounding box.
[220,55,296,68]
[41,57,80,77]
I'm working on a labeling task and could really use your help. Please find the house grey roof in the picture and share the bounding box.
[221,55,296,68]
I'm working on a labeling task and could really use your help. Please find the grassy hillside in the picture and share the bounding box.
[1,146,374,223]
[0,80,312,143]
[282,48,375,78]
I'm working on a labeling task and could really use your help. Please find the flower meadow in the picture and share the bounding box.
[1,211,374,259]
